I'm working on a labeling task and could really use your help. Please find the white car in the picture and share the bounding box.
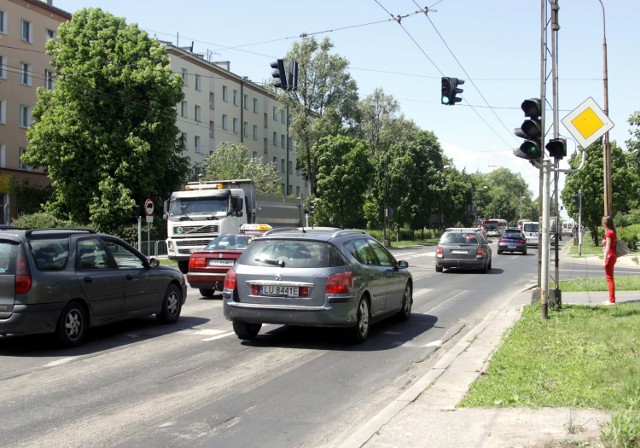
[521,221,540,246]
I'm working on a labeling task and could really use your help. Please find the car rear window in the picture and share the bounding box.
[241,240,346,268]
[204,234,257,250]
[29,238,69,271]
[440,232,480,244]
[0,241,18,274]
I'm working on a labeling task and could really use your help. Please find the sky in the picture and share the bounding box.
[53,0,639,209]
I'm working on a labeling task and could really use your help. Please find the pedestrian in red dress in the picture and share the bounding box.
[601,215,617,305]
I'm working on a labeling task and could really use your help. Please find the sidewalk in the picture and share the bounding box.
[338,251,639,448]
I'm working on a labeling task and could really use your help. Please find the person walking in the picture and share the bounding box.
[601,215,617,305]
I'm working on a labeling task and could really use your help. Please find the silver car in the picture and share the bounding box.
[435,229,492,273]
[222,228,413,343]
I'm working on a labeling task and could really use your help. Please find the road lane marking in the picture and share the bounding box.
[43,357,76,368]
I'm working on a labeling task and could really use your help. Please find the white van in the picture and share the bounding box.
[562,221,574,236]
[521,221,540,246]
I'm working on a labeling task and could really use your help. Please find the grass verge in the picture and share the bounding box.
[459,303,640,446]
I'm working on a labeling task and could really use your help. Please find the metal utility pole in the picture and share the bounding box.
[598,0,612,216]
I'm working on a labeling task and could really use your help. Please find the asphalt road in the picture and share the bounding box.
[0,241,568,448]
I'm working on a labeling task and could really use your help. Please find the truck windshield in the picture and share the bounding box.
[169,196,229,219]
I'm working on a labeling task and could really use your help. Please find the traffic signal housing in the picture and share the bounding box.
[309,198,315,216]
[287,60,298,91]
[441,77,464,105]
[513,98,542,162]
[546,137,567,159]
[270,59,287,90]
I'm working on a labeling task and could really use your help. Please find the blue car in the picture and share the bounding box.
[497,228,528,255]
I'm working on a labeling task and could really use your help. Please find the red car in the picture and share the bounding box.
[187,224,270,297]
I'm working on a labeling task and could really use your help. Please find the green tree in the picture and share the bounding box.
[278,37,360,194]
[482,168,532,222]
[314,135,373,228]
[562,139,635,244]
[625,111,640,210]
[24,8,189,234]
[202,142,281,195]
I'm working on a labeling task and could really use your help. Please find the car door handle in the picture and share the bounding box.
[83,277,92,283]
[125,274,133,280]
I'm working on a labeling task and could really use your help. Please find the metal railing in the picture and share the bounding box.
[134,240,168,258]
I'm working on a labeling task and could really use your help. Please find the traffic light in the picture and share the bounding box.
[441,77,464,105]
[309,198,315,216]
[270,59,287,90]
[513,98,542,161]
[546,137,567,159]
[132,205,141,221]
[287,60,298,91]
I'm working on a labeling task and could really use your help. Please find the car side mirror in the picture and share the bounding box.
[397,260,409,269]
[148,257,160,268]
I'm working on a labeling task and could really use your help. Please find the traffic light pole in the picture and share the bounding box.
[540,160,552,320]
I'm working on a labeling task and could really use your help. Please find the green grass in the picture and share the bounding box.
[459,304,640,446]
[559,276,640,292]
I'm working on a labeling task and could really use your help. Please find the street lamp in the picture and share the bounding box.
[598,0,612,216]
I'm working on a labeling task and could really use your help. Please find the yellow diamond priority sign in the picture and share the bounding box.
[561,97,614,148]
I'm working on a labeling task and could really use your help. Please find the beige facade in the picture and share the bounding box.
[0,0,70,223]
[166,44,307,199]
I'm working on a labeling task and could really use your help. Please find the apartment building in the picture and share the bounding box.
[0,0,70,223]
[165,43,307,199]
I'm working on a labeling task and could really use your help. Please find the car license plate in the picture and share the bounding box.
[451,250,468,255]
[508,245,516,249]
[261,285,299,297]
[208,259,234,266]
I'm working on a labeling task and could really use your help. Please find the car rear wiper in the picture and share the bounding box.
[256,257,286,267]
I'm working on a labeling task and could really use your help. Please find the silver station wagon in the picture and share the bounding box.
[222,228,413,343]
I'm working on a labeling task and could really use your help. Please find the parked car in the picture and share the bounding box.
[187,223,271,297]
[0,228,187,347]
[223,228,413,343]
[497,228,527,255]
[435,228,492,273]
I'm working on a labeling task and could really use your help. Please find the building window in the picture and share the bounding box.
[194,105,201,122]
[272,132,277,146]
[0,10,7,34]
[19,104,31,128]
[194,135,201,154]
[209,121,214,138]
[222,114,228,130]
[46,28,55,41]
[0,100,6,124]
[194,74,201,91]
[280,110,285,124]
[19,147,31,170]
[233,90,238,106]
[44,69,54,90]
[243,94,248,110]
[243,121,248,137]
[252,125,258,140]
[281,159,285,173]
[264,138,268,154]
[0,55,6,79]
[209,92,215,109]
[181,132,187,147]
[272,157,277,165]
[0,145,5,168]
[281,134,286,149]
[222,86,228,102]
[253,98,258,113]
[296,186,301,198]
[21,20,32,43]
[181,68,188,87]
[20,62,31,85]
[233,118,238,134]
[272,106,277,120]
[180,101,188,118]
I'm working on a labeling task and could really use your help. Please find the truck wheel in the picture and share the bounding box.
[178,260,189,274]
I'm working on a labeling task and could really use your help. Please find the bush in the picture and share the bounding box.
[618,225,640,252]
[11,212,90,230]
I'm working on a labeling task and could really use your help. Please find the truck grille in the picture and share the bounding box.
[176,239,211,247]
[173,225,218,235]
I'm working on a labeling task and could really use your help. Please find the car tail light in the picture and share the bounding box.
[499,238,506,243]
[223,268,236,290]
[436,246,443,258]
[15,246,32,294]
[189,256,206,269]
[477,246,485,257]
[520,238,526,244]
[326,271,353,294]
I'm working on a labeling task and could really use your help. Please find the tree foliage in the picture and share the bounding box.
[202,142,282,195]
[313,135,373,228]
[278,37,360,194]
[24,8,189,234]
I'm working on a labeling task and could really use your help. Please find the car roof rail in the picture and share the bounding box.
[331,229,367,237]
[263,226,342,236]
[25,228,96,238]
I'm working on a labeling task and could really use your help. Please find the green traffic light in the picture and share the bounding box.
[441,96,450,105]
[521,141,540,157]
